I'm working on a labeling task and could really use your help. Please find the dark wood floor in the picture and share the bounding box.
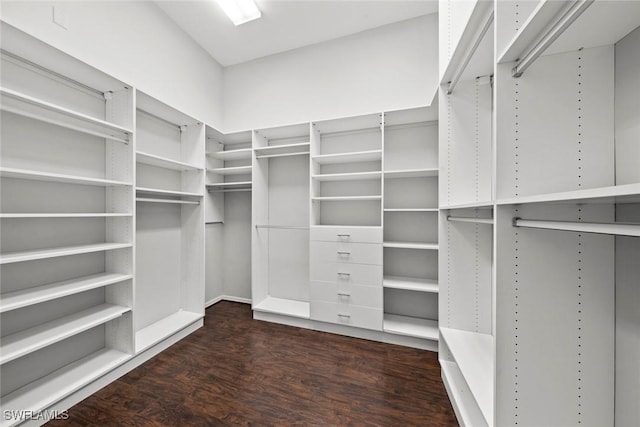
[49,301,458,426]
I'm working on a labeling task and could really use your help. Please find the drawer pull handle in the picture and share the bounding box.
[337,272,351,277]
[338,313,351,318]
[337,292,351,297]
[337,251,351,256]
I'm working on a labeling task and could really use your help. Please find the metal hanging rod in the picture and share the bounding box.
[447,11,494,95]
[447,216,494,225]
[206,221,224,225]
[255,225,309,230]
[512,0,593,78]
[256,151,310,160]
[513,218,640,237]
[208,188,252,193]
[137,108,182,130]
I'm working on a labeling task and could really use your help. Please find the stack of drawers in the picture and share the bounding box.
[309,227,383,330]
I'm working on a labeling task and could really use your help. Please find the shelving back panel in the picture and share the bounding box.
[495,204,615,426]
[384,288,438,320]
[316,201,381,227]
[494,0,542,60]
[314,113,381,155]
[384,212,438,244]
[254,122,309,147]
[496,46,615,199]
[384,106,438,171]
[317,180,381,198]
[439,209,492,334]
[439,0,480,81]
[385,177,438,209]
[440,78,492,206]
[383,247,438,282]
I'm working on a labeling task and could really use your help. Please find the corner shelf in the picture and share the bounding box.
[136,151,203,171]
[383,241,439,250]
[312,149,382,165]
[0,242,132,265]
[383,314,439,340]
[254,142,310,158]
[383,276,439,293]
[0,167,132,187]
[0,87,132,144]
[0,304,130,365]
[253,296,310,319]
[135,310,203,353]
[312,171,382,182]
[0,273,132,313]
[207,148,252,161]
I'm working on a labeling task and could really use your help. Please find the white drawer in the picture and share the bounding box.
[310,281,382,308]
[311,301,382,331]
[310,241,382,265]
[310,262,382,287]
[310,226,382,244]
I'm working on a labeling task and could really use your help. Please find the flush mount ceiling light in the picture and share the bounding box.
[216,0,262,26]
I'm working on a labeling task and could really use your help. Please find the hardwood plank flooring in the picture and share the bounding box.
[48,301,458,426]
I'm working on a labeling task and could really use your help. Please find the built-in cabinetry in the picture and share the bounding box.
[439,1,639,426]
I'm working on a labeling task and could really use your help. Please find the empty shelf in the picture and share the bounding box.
[0,273,132,313]
[0,87,132,144]
[136,198,199,205]
[253,296,310,319]
[0,242,132,265]
[0,348,130,425]
[312,195,382,201]
[312,171,382,182]
[136,151,203,171]
[312,149,382,164]
[135,310,203,353]
[383,314,438,340]
[383,241,439,250]
[384,208,438,212]
[208,166,252,175]
[441,200,494,210]
[0,304,130,365]
[440,328,494,426]
[255,142,310,157]
[0,167,132,187]
[384,168,439,178]
[206,181,252,189]
[497,183,640,205]
[0,213,131,218]
[207,148,252,161]
[136,187,203,198]
[383,276,439,293]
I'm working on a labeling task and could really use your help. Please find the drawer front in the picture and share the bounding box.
[310,241,382,265]
[310,262,382,287]
[311,301,383,331]
[310,226,382,244]
[310,281,382,308]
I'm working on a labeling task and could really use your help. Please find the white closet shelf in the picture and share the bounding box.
[135,310,202,353]
[312,195,382,201]
[312,171,382,182]
[208,166,253,176]
[0,87,132,144]
[384,208,438,212]
[254,142,310,157]
[0,273,132,313]
[136,151,203,171]
[136,187,203,198]
[312,149,382,164]
[384,168,439,178]
[497,183,640,206]
[440,360,489,427]
[0,167,132,187]
[440,327,494,426]
[207,148,252,161]
[0,213,132,218]
[253,297,310,319]
[441,200,494,210]
[0,348,130,426]
[0,304,130,365]
[383,276,439,293]
[206,181,252,189]
[136,198,199,205]
[383,241,439,250]
[0,242,132,265]
[383,314,438,340]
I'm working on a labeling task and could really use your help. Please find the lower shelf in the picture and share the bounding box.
[383,314,438,340]
[440,327,494,426]
[253,297,310,319]
[135,310,203,353]
[440,360,490,427]
[0,348,130,427]
[383,275,439,293]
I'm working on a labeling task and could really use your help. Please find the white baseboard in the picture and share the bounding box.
[222,295,251,304]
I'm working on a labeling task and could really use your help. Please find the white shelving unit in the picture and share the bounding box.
[440,1,640,426]
[0,23,135,424]
[134,91,204,353]
[382,106,439,348]
[252,123,311,319]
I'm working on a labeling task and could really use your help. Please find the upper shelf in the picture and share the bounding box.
[497,183,640,206]
[313,149,382,165]
[0,167,132,187]
[384,169,439,179]
[0,242,132,265]
[254,142,310,158]
[0,87,132,144]
[498,0,640,64]
[312,171,382,182]
[208,166,253,176]
[136,151,203,171]
[207,148,252,161]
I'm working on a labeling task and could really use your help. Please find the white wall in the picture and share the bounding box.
[223,14,438,132]
[0,1,224,128]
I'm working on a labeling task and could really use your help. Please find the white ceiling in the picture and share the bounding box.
[156,1,439,66]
